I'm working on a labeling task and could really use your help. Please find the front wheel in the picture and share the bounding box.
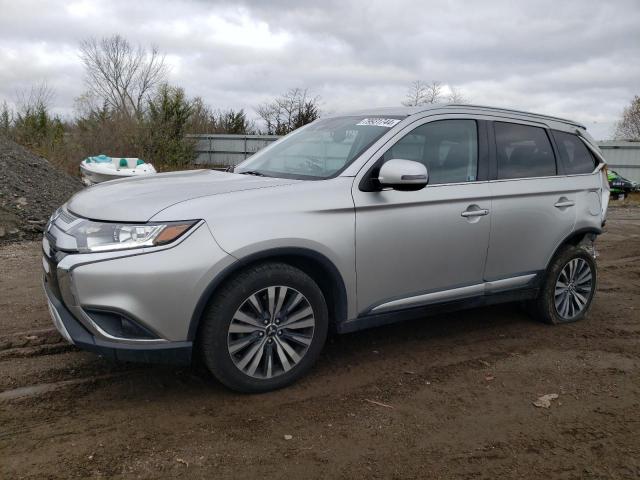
[530,245,597,325]
[198,262,328,393]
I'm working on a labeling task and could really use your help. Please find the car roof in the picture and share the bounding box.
[337,103,586,131]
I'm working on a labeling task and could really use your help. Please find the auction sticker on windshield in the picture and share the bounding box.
[356,118,401,128]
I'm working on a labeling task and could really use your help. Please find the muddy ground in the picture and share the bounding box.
[1,204,639,479]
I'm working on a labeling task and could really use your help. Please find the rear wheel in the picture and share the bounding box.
[198,262,328,393]
[530,245,597,325]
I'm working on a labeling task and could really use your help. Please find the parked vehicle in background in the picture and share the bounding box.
[43,104,610,392]
[607,169,639,199]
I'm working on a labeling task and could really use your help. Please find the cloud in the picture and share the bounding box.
[0,0,638,139]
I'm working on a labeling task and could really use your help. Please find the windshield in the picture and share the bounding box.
[234,115,405,179]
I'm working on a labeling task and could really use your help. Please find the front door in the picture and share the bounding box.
[352,118,492,314]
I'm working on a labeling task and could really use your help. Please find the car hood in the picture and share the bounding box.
[67,169,298,222]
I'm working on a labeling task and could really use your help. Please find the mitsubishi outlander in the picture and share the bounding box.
[43,104,610,392]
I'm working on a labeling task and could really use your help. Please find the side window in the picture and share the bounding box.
[383,119,478,184]
[494,122,556,179]
[552,130,597,174]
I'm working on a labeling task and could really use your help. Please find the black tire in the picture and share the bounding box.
[529,245,597,325]
[198,262,328,393]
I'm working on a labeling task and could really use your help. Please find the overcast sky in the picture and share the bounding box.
[1,0,638,140]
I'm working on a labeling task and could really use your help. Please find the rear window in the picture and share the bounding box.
[494,122,557,179]
[552,130,596,174]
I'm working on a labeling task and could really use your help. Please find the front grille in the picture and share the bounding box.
[45,206,80,252]
[42,237,68,302]
[51,207,80,232]
[57,209,77,225]
[43,254,62,301]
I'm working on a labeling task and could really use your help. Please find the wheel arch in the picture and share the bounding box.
[188,247,349,341]
[544,227,602,272]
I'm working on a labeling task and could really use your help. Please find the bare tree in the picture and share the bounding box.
[614,96,640,141]
[11,82,63,149]
[256,88,320,135]
[402,81,427,107]
[403,81,471,106]
[447,86,470,104]
[402,81,443,106]
[73,92,103,119]
[15,82,55,116]
[256,101,282,135]
[79,35,167,118]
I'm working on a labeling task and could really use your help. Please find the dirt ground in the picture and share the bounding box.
[1,203,639,479]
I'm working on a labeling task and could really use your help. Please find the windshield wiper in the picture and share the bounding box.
[238,170,269,177]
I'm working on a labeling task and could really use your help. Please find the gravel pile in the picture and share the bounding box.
[0,136,83,243]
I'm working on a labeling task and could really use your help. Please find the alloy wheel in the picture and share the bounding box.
[227,286,315,379]
[554,258,593,320]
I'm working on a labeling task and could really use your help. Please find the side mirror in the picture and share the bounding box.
[378,159,428,191]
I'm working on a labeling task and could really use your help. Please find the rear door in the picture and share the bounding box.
[552,129,604,233]
[484,120,576,281]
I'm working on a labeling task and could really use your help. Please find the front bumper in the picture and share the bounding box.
[42,209,236,364]
[44,281,193,364]
[44,280,192,365]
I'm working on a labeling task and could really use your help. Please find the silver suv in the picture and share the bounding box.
[43,104,610,392]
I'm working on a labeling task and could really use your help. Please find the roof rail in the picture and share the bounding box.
[444,104,586,129]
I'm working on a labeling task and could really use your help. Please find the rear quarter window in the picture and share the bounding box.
[494,122,557,179]
[552,130,597,175]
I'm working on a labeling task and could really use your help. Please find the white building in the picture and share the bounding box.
[598,141,640,183]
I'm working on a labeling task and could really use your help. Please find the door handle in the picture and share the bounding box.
[461,209,489,218]
[554,200,575,208]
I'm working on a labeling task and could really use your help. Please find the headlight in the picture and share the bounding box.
[67,220,198,253]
